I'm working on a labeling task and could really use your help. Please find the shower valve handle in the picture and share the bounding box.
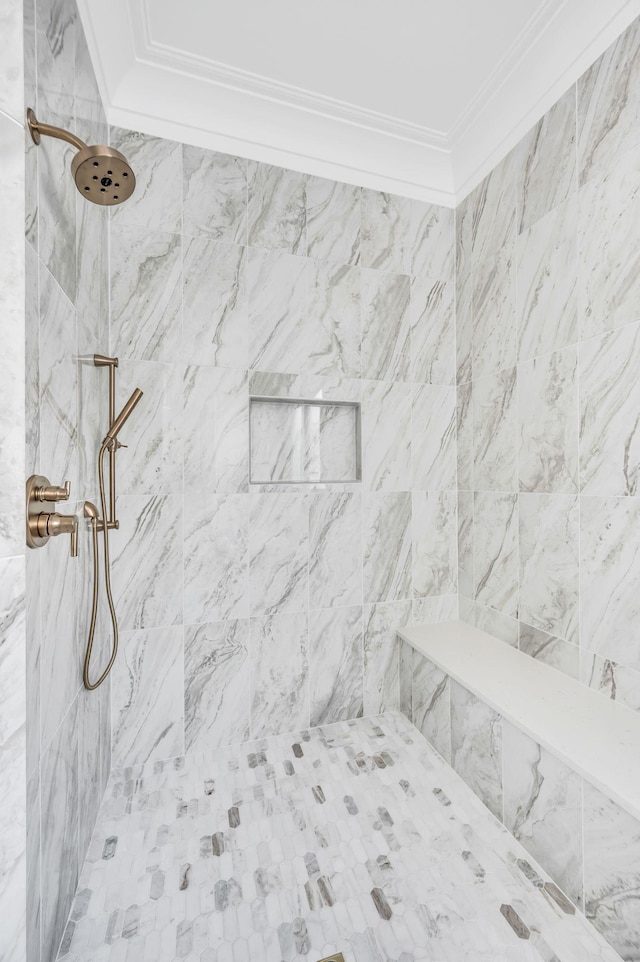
[35,480,71,502]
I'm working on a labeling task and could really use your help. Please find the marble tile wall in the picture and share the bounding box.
[456,15,640,714]
[1,2,27,961]
[23,0,113,959]
[400,640,640,958]
[108,126,459,771]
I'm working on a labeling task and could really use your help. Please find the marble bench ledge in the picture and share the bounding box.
[398,619,640,822]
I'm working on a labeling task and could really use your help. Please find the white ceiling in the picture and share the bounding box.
[78,0,640,206]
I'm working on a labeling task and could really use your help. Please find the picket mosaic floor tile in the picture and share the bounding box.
[57,713,619,962]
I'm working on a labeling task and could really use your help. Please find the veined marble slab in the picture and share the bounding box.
[398,619,640,821]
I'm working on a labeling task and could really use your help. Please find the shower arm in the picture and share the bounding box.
[26,108,86,151]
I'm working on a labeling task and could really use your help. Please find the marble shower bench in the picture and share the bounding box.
[397,619,640,959]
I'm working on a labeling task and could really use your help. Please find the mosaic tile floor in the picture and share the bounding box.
[57,713,620,962]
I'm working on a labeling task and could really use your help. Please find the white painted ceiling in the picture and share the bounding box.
[78,0,640,205]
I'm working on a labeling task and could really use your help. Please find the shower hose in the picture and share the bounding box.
[82,438,119,690]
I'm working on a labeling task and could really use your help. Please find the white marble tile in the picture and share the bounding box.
[583,780,640,959]
[412,491,457,599]
[578,146,640,339]
[74,21,107,146]
[308,492,362,610]
[457,489,473,600]
[456,193,473,386]
[399,637,413,716]
[26,768,40,962]
[250,611,308,736]
[473,367,517,492]
[306,260,361,378]
[0,557,26,962]
[247,249,309,373]
[363,601,411,714]
[466,602,519,647]
[77,685,102,863]
[363,492,411,603]
[518,347,579,494]
[518,622,580,680]
[412,594,458,624]
[109,225,182,362]
[184,365,248,494]
[456,381,473,491]
[309,605,363,725]
[109,128,182,234]
[306,175,360,265]
[471,150,515,264]
[409,200,455,282]
[182,145,247,243]
[24,0,37,250]
[517,196,578,362]
[519,493,579,645]
[580,496,640,670]
[578,17,640,186]
[516,87,576,233]
[182,237,247,369]
[410,276,455,385]
[471,244,516,380]
[25,243,39,478]
[75,195,108,347]
[40,697,78,962]
[247,162,306,254]
[473,492,518,617]
[411,384,456,490]
[581,651,640,714]
[0,0,23,121]
[579,320,640,495]
[361,268,411,382]
[110,494,183,630]
[412,652,451,762]
[450,680,503,820]
[38,534,77,746]
[362,380,411,491]
[184,491,249,626]
[503,721,583,905]
[360,189,411,273]
[25,548,40,778]
[249,493,308,616]
[111,626,184,768]
[184,619,250,751]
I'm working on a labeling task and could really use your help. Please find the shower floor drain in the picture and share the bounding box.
[317,955,345,962]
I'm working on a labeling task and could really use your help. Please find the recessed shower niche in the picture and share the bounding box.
[249,396,362,484]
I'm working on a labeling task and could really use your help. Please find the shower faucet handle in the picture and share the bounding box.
[35,479,71,502]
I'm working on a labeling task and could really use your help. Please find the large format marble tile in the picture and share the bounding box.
[450,680,503,820]
[412,491,457,598]
[360,189,411,273]
[363,492,411,603]
[518,346,579,494]
[184,491,249,626]
[518,622,580,679]
[516,87,576,233]
[24,0,37,249]
[580,496,640,670]
[411,384,456,490]
[111,626,184,768]
[184,619,250,751]
[77,685,102,863]
[308,492,362,610]
[109,225,182,362]
[457,489,473,600]
[583,780,640,960]
[473,492,518,617]
[503,721,583,905]
[519,493,579,645]
[578,17,640,186]
[579,320,640,495]
[471,244,516,380]
[409,199,455,282]
[306,175,361,265]
[306,259,361,377]
[471,151,515,264]
[361,268,411,381]
[184,365,248,494]
[247,162,306,254]
[182,144,247,243]
[581,649,640,714]
[411,651,451,762]
[39,534,77,748]
[247,248,308,373]
[250,611,309,736]
[25,243,39,479]
[0,0,23,121]
[75,194,108,348]
[456,194,473,386]
[410,276,455,385]
[472,367,517,492]
[110,494,183,630]
[26,767,40,962]
[362,380,411,491]
[362,600,411,714]
[309,605,363,725]
[578,146,640,339]
[412,592,458,625]
[517,196,578,362]
[249,492,308,616]
[456,380,473,491]
[40,697,78,962]
[183,237,247,369]
[109,128,182,234]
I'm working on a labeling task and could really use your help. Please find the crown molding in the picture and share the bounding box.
[77,0,640,207]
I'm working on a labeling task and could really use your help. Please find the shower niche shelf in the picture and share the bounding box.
[249,396,361,485]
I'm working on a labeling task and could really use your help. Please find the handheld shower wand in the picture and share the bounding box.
[83,364,143,690]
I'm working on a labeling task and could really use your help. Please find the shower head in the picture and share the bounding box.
[105,389,143,444]
[27,108,136,207]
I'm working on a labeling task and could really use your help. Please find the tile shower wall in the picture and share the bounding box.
[23,0,113,959]
[456,14,640,714]
[107,131,458,768]
[1,0,27,959]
